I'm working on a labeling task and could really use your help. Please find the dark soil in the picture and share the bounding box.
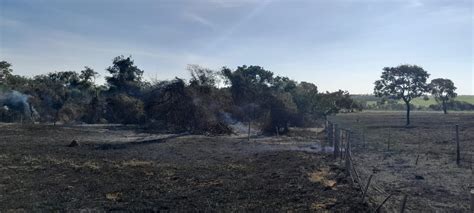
[0,124,368,211]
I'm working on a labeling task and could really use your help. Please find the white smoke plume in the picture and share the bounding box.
[0,90,39,121]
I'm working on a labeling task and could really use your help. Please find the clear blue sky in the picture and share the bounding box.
[1,0,472,94]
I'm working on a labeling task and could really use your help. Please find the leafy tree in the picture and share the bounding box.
[106,56,144,96]
[188,64,220,88]
[272,76,297,93]
[313,90,357,119]
[29,74,71,124]
[3,75,30,91]
[374,64,430,126]
[48,71,81,88]
[0,61,13,85]
[263,91,298,134]
[429,78,457,114]
[79,66,99,89]
[291,81,318,123]
[221,65,273,106]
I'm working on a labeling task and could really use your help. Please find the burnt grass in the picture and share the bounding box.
[0,124,368,211]
[328,111,474,212]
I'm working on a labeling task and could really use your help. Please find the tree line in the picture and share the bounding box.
[0,56,359,134]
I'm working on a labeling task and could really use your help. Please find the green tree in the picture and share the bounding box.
[374,64,430,126]
[221,65,273,106]
[188,64,220,87]
[31,74,71,124]
[264,91,297,134]
[106,56,144,96]
[429,78,457,114]
[48,71,80,88]
[313,90,356,120]
[0,61,13,86]
[79,66,99,89]
[292,82,318,117]
[272,76,297,93]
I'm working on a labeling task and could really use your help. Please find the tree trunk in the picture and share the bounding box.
[405,101,410,126]
[442,100,447,114]
[54,109,59,126]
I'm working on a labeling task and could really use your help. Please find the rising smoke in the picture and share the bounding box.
[0,90,39,121]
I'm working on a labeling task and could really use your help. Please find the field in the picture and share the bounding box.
[1,112,472,212]
[328,111,474,212]
[409,95,474,107]
[0,124,367,211]
[353,95,474,108]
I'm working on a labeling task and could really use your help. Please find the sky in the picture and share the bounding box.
[0,0,473,94]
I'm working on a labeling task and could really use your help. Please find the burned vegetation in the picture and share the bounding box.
[0,57,372,211]
[0,57,360,135]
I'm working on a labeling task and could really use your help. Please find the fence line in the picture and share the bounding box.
[325,120,471,212]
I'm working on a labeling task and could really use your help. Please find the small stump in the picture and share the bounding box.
[68,140,80,147]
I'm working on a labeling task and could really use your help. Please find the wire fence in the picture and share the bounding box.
[325,119,474,212]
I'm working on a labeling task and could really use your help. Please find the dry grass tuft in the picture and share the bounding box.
[121,159,153,167]
[308,168,337,188]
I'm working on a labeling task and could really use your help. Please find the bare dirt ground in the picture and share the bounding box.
[329,111,474,212]
[0,124,368,211]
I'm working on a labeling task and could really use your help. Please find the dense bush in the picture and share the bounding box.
[106,94,145,124]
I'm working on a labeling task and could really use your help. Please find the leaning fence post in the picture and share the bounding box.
[456,124,460,166]
[375,194,393,212]
[361,174,373,203]
[334,124,339,159]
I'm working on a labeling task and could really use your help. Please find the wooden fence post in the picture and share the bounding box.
[327,122,333,144]
[362,129,366,149]
[340,129,344,160]
[456,124,460,166]
[387,128,391,152]
[470,188,474,212]
[345,131,351,177]
[400,195,408,213]
[248,120,251,141]
[334,124,339,159]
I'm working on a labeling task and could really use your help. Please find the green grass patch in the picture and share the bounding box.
[404,95,474,107]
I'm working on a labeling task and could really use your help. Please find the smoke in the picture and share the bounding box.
[219,112,259,135]
[0,90,39,121]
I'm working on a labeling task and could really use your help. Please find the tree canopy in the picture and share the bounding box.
[374,64,430,126]
[429,78,457,114]
[106,56,144,96]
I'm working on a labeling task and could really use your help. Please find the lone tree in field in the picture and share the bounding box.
[429,78,457,114]
[374,64,430,126]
